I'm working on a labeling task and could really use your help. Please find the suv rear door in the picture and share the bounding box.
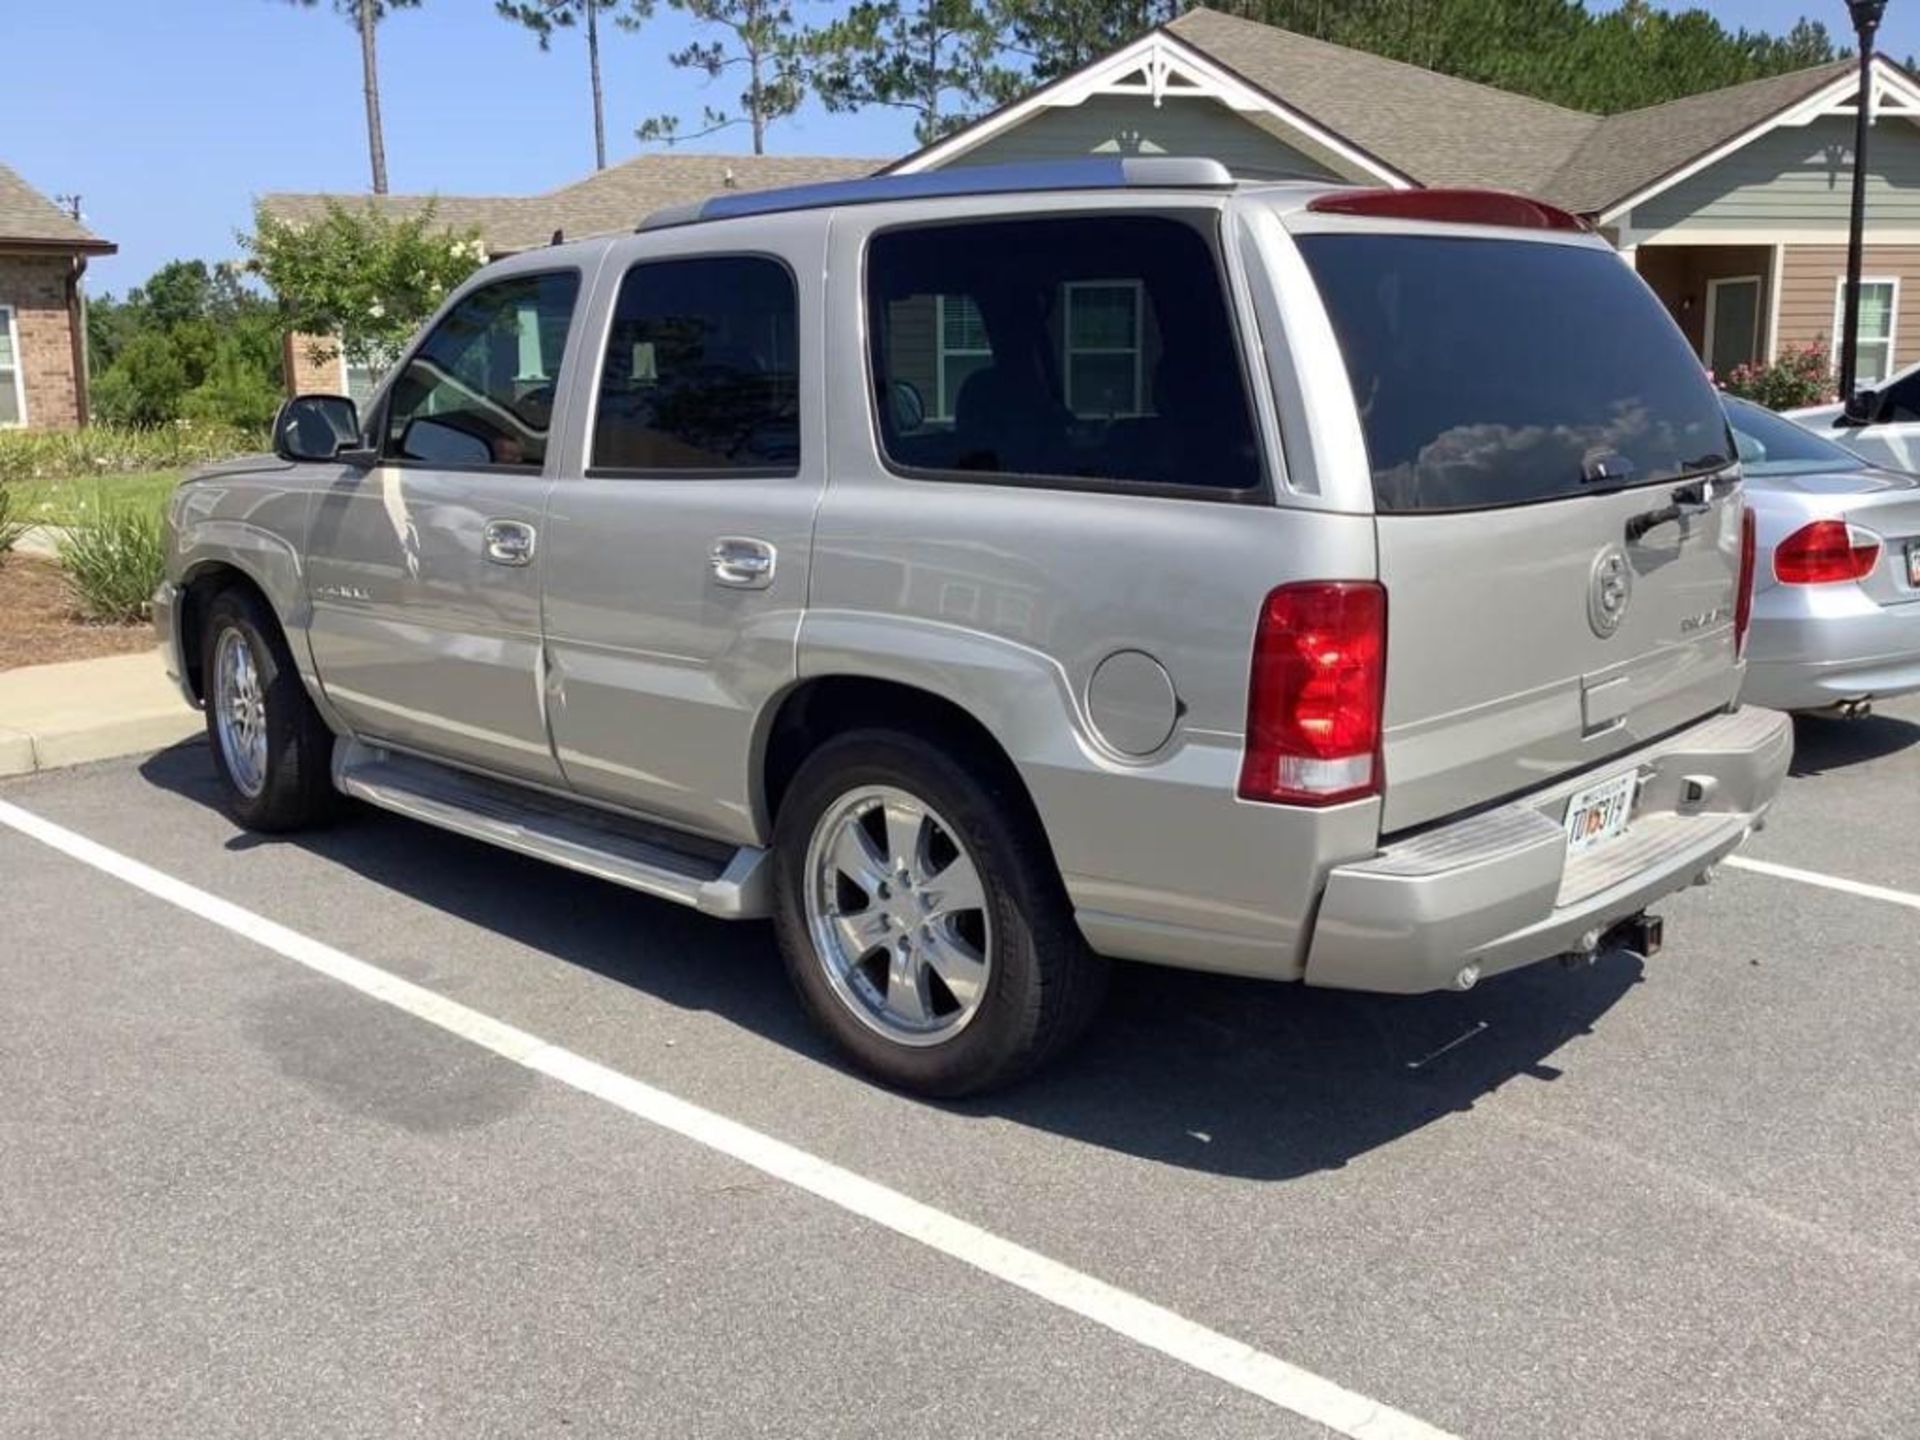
[1292,223,1745,832]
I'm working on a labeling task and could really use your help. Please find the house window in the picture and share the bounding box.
[0,305,24,427]
[1064,280,1144,417]
[1832,277,1898,388]
[935,294,992,421]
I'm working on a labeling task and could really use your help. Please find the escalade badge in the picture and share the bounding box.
[1588,545,1633,638]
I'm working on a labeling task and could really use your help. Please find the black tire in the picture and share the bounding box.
[199,585,337,833]
[771,728,1107,1096]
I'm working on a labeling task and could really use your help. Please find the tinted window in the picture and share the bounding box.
[1298,235,1732,512]
[384,271,580,470]
[592,256,799,473]
[1724,395,1863,475]
[866,215,1262,494]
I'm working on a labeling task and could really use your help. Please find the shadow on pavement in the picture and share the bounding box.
[140,739,1640,1183]
[1789,710,1920,777]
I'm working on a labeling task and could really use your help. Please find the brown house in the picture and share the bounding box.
[0,161,115,430]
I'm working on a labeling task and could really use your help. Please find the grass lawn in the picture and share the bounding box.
[7,469,182,528]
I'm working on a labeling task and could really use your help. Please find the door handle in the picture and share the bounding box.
[483,519,537,567]
[710,536,776,589]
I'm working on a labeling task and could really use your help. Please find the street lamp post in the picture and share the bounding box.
[1840,0,1889,401]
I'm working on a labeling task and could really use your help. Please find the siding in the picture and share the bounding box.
[1636,116,1920,232]
[1776,244,1920,371]
[945,94,1345,180]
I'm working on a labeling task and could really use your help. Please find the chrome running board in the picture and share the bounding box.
[331,740,771,918]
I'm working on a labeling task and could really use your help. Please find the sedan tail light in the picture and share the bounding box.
[1238,582,1387,806]
[1772,518,1881,586]
[1735,505,1757,659]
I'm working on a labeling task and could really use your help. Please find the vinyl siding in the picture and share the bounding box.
[942,95,1345,180]
[1635,116,1920,233]
[1775,244,1920,371]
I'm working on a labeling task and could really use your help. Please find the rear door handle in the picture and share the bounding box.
[710,536,776,589]
[483,519,537,567]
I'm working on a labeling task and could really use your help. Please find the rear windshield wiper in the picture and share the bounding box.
[1625,472,1729,542]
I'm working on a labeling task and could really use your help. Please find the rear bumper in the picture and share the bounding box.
[1743,591,1920,710]
[1303,706,1792,993]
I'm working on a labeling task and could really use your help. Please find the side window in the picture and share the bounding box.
[591,255,799,474]
[383,271,580,470]
[866,214,1262,493]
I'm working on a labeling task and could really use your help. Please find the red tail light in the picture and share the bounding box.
[1238,582,1387,806]
[1772,518,1880,586]
[1735,505,1757,658]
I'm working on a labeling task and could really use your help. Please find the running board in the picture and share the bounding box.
[331,741,770,919]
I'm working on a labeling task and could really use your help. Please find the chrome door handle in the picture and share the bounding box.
[483,519,537,567]
[710,537,776,590]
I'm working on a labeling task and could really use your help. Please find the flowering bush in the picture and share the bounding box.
[1718,343,1836,411]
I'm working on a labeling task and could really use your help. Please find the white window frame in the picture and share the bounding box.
[1832,275,1900,388]
[0,304,26,428]
[1702,274,1763,376]
[934,293,991,422]
[1063,279,1144,418]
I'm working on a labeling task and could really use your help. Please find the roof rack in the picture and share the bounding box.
[636,157,1237,232]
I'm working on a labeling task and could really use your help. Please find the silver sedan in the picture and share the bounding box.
[1727,394,1920,713]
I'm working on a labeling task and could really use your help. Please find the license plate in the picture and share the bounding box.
[1564,771,1637,856]
[1908,542,1920,588]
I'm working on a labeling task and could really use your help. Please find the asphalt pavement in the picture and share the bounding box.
[3,697,1918,1438]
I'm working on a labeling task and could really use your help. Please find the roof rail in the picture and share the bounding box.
[636,157,1237,232]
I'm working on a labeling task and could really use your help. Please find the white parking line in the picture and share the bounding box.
[0,797,1452,1440]
[1725,855,1920,913]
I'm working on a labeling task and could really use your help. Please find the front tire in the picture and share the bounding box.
[771,729,1107,1096]
[200,586,336,832]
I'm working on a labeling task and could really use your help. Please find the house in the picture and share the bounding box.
[260,152,882,399]
[891,8,1920,390]
[0,161,115,429]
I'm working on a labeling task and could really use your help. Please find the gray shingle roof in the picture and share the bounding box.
[0,161,113,250]
[1166,7,1862,216]
[260,152,883,254]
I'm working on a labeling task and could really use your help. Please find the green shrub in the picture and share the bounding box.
[1719,343,1835,411]
[0,421,262,486]
[57,493,168,623]
[0,484,25,559]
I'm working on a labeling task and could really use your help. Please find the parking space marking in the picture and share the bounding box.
[1725,855,1920,913]
[0,796,1453,1440]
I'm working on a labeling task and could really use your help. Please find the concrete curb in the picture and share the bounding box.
[0,649,200,779]
[14,525,66,560]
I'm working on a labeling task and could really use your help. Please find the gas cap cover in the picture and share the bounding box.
[1086,650,1179,756]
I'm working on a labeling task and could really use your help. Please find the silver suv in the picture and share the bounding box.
[156,159,1792,1094]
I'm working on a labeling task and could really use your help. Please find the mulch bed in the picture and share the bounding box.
[0,554,155,671]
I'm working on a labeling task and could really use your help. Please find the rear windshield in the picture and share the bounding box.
[1297,234,1733,512]
[1724,394,1864,476]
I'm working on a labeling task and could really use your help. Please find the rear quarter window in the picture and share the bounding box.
[1297,234,1732,512]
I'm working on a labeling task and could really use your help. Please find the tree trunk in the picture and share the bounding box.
[750,42,766,154]
[588,0,607,170]
[358,0,389,194]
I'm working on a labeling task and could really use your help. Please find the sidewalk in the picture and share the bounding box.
[0,648,200,778]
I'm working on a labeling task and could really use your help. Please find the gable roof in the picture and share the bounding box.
[261,152,883,254]
[0,161,114,252]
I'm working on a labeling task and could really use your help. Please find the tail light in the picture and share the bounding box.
[1238,582,1387,806]
[1735,505,1757,659]
[1772,518,1881,586]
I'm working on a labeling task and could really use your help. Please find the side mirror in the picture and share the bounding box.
[274,394,362,462]
[888,379,926,434]
[1841,388,1881,427]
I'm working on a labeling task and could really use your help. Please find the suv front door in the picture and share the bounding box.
[305,266,586,784]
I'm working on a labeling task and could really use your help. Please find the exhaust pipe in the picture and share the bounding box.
[1833,698,1874,719]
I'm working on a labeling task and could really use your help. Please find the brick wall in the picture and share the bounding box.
[283,331,346,396]
[0,254,81,429]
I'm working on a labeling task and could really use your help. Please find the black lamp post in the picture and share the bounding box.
[1839,0,1889,400]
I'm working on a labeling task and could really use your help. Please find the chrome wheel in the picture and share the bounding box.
[803,785,992,1046]
[213,626,269,799]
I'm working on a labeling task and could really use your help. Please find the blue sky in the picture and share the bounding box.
[3,0,1914,294]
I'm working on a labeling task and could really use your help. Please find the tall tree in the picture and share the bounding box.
[498,0,653,171]
[812,0,1016,146]
[996,0,1178,81]
[282,0,421,193]
[635,0,806,155]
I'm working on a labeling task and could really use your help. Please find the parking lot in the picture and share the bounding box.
[3,697,1917,1439]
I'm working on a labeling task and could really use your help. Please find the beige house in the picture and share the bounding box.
[0,162,115,429]
[894,8,1920,389]
[260,153,881,400]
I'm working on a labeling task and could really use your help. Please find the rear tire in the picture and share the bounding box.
[771,728,1106,1096]
[200,586,336,833]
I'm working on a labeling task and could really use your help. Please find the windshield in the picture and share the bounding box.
[1723,394,1865,476]
[1297,233,1733,512]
